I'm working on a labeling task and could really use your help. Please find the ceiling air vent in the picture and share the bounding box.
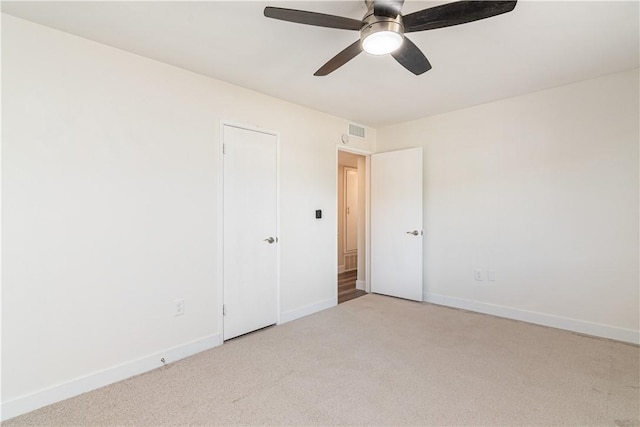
[349,124,365,139]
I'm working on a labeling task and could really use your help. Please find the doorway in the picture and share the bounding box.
[337,150,367,303]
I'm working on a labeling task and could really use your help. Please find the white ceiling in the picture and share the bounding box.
[2,1,638,127]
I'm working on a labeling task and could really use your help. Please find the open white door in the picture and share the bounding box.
[223,125,278,340]
[371,147,423,301]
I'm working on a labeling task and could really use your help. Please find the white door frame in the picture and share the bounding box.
[337,146,372,293]
[218,121,281,341]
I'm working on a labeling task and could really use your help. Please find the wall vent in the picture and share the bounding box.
[348,123,365,139]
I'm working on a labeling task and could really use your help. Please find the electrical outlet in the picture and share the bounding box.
[174,299,185,316]
[474,269,483,281]
[488,271,496,281]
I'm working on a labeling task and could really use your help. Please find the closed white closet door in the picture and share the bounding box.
[223,125,278,340]
[371,147,423,302]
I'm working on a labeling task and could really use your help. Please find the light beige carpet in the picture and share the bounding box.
[4,294,639,426]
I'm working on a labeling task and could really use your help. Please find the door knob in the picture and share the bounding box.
[406,230,420,236]
[264,237,277,244]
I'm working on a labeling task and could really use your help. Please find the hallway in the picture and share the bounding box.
[337,270,366,304]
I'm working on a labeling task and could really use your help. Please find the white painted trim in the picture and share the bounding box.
[364,154,371,294]
[217,123,225,343]
[220,121,281,340]
[336,145,372,156]
[0,334,222,421]
[338,264,345,274]
[356,280,366,291]
[279,297,336,325]
[275,131,281,326]
[424,292,640,345]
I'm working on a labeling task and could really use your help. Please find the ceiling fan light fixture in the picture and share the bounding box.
[362,30,403,55]
[360,17,404,56]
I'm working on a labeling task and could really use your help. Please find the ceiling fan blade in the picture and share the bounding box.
[314,40,363,76]
[374,0,405,18]
[403,1,517,33]
[264,7,362,31]
[391,37,432,75]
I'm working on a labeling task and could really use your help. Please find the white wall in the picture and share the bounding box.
[1,14,375,418]
[377,68,639,343]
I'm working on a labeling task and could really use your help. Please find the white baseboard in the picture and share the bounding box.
[424,292,639,345]
[279,297,336,324]
[338,265,345,274]
[355,280,366,291]
[1,333,222,421]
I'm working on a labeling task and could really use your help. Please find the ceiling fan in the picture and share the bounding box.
[264,1,517,76]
